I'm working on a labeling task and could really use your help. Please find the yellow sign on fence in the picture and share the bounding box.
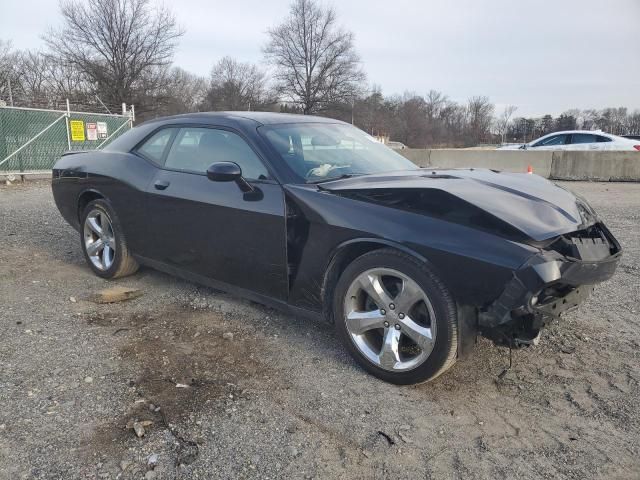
[70,120,85,142]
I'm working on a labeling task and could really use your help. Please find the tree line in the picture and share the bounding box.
[1,0,638,147]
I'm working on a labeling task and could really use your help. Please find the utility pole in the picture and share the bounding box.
[65,99,71,150]
[7,77,13,107]
[351,99,355,125]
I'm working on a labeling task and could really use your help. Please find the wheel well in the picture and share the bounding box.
[322,242,476,359]
[77,191,104,223]
[321,241,394,323]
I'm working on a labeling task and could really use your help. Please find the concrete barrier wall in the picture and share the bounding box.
[400,149,640,181]
[550,151,640,182]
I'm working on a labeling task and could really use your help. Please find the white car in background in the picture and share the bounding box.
[499,130,640,151]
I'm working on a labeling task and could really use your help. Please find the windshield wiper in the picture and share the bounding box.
[307,173,363,184]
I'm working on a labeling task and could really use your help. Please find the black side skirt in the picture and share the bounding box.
[134,255,324,323]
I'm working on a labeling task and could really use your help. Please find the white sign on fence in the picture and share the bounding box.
[97,122,108,139]
[86,122,98,141]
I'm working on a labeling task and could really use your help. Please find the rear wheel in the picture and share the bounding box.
[81,199,139,279]
[333,249,457,384]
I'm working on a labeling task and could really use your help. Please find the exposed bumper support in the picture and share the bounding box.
[479,224,621,347]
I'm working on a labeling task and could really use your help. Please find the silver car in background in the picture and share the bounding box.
[500,130,640,151]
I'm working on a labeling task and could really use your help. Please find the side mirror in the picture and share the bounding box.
[206,161,254,193]
[206,161,242,182]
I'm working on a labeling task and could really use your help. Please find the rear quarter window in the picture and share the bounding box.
[571,133,597,144]
[136,129,176,164]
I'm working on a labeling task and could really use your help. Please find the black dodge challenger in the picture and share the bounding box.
[52,112,621,384]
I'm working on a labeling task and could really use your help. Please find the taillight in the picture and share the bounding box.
[634,145,640,151]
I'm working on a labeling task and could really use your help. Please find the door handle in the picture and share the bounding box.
[154,180,170,190]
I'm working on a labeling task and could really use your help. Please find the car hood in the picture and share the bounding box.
[317,169,598,243]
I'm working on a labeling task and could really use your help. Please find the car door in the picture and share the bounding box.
[142,126,288,301]
[530,133,570,150]
[568,133,598,150]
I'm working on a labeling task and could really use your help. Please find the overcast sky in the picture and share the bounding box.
[2,0,638,117]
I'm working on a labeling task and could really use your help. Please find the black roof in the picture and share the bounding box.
[142,111,345,126]
[105,111,350,154]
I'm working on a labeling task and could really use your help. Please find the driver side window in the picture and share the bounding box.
[532,134,568,147]
[164,127,270,180]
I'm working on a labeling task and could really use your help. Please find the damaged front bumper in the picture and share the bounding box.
[479,223,622,347]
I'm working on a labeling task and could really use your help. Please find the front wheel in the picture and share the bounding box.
[333,249,458,385]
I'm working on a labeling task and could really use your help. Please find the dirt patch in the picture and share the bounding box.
[86,305,276,470]
[120,308,265,419]
[86,311,158,329]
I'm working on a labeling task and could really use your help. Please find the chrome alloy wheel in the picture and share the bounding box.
[83,209,116,271]
[343,268,437,372]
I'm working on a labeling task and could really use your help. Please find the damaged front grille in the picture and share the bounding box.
[480,223,621,347]
[545,223,618,261]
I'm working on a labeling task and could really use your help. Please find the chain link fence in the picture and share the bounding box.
[0,103,133,174]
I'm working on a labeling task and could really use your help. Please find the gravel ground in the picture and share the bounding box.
[0,180,638,480]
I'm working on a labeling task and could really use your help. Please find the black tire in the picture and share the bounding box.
[80,198,139,279]
[333,248,457,385]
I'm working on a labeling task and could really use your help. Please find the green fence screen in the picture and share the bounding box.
[0,106,132,173]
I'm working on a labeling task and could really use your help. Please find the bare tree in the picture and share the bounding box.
[423,90,448,145]
[392,93,428,148]
[2,46,94,109]
[264,0,365,114]
[154,67,207,116]
[44,0,183,113]
[15,51,50,101]
[353,86,387,136]
[466,96,495,145]
[438,101,467,146]
[44,56,92,105]
[0,40,21,104]
[581,109,599,130]
[202,57,272,111]
[610,107,628,135]
[495,104,517,144]
[424,90,447,121]
[627,110,640,135]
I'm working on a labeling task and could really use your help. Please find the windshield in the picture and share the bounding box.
[260,123,417,182]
